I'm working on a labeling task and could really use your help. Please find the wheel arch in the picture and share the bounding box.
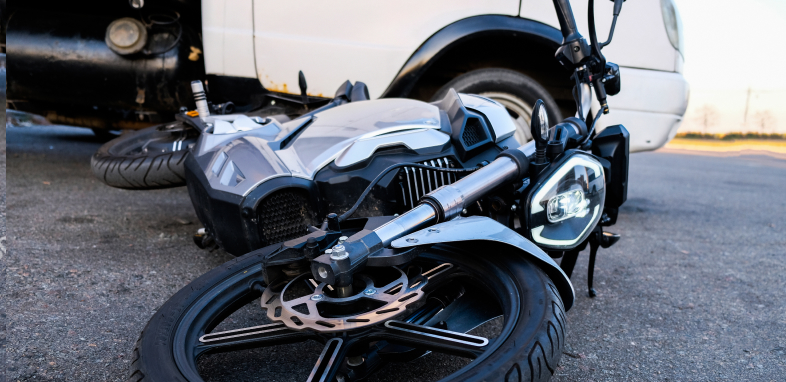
[381,15,574,111]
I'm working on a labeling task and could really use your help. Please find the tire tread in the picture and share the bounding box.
[91,126,190,190]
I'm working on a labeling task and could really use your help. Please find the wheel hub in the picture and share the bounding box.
[261,265,451,332]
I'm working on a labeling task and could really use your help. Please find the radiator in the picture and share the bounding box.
[399,157,458,210]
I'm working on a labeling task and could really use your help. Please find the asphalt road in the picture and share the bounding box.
[5,124,786,381]
[1,109,8,382]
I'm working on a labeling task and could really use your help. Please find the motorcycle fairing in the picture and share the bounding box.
[276,99,445,180]
[391,215,575,310]
[191,94,517,197]
[186,93,520,255]
[192,98,446,197]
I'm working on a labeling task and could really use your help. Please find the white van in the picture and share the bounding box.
[6,0,687,152]
[203,0,688,152]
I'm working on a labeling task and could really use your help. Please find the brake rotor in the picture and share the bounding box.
[261,265,450,332]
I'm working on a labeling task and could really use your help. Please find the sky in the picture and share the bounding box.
[677,0,786,134]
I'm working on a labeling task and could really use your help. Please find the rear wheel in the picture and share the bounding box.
[91,121,197,190]
[431,68,563,145]
[131,244,567,382]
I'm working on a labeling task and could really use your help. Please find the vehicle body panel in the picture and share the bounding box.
[594,68,689,152]
[392,215,575,310]
[247,0,520,99]
[202,0,257,78]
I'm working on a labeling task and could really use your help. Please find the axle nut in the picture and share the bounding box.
[330,245,348,260]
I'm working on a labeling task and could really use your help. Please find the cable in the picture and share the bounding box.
[581,109,604,146]
[572,72,583,121]
[338,162,477,222]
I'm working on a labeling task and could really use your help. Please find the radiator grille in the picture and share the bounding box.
[399,157,457,210]
[257,189,313,246]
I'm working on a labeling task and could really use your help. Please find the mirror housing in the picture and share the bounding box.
[530,100,550,146]
[530,100,550,171]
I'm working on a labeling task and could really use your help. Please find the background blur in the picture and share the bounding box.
[678,0,786,135]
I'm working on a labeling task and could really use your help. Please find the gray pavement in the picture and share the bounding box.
[5,124,786,381]
[1,110,7,382]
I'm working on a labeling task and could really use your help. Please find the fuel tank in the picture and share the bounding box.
[6,10,204,113]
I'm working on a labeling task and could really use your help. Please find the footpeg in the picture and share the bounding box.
[193,228,216,250]
[600,231,621,248]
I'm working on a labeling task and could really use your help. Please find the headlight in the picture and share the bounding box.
[547,189,589,223]
[660,0,684,56]
[527,153,605,250]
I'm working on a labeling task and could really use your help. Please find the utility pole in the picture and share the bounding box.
[743,87,752,130]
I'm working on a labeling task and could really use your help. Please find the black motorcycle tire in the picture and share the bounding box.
[432,68,563,143]
[91,122,195,190]
[129,244,567,382]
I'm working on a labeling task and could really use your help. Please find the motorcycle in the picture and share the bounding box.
[131,0,629,381]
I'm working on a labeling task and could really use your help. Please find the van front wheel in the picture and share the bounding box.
[432,68,563,144]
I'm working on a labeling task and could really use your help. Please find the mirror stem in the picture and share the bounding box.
[601,0,625,48]
[600,15,618,48]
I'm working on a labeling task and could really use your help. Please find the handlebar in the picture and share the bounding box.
[552,0,583,44]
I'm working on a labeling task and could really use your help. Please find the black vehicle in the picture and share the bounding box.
[131,0,629,381]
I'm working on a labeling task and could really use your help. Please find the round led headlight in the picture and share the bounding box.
[527,153,605,250]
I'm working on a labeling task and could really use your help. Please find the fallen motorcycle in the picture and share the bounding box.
[131,0,629,380]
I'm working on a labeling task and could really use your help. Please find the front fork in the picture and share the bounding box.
[309,148,530,290]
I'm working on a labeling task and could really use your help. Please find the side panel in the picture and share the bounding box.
[520,0,678,72]
[251,0,520,99]
[202,0,258,78]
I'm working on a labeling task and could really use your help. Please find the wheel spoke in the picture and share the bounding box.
[424,287,502,334]
[420,263,457,291]
[386,263,455,295]
[307,338,346,382]
[376,320,488,359]
[195,322,314,356]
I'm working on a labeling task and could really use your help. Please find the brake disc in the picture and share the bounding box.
[260,264,450,332]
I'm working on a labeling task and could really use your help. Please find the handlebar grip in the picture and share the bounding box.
[553,0,582,43]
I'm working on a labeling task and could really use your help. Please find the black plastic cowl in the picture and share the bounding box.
[431,89,495,161]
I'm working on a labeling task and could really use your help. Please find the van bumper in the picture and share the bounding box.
[594,67,689,153]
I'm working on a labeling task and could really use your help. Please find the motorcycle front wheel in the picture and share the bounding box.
[130,244,566,382]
